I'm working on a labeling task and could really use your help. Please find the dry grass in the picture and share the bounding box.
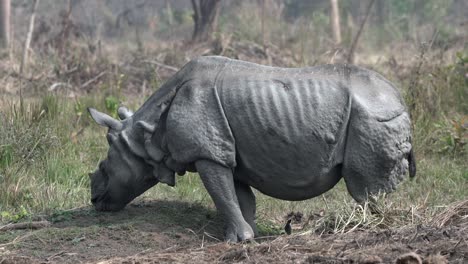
[0,2,466,262]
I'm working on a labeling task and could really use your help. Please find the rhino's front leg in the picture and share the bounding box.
[195,160,254,242]
[234,181,258,236]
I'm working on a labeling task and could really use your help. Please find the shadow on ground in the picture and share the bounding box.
[0,199,224,263]
[54,199,222,234]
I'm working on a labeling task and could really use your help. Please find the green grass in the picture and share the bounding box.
[0,52,466,235]
[0,96,107,219]
[1,94,465,233]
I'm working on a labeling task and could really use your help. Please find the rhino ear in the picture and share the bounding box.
[135,121,155,134]
[117,106,133,120]
[120,131,148,158]
[135,121,166,162]
[88,108,123,131]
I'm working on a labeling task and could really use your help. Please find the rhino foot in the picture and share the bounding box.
[234,181,258,236]
[196,160,255,243]
[225,221,255,242]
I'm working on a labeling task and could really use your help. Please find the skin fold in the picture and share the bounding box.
[88,56,416,242]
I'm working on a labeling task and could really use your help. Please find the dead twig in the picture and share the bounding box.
[0,220,51,231]
[431,199,468,228]
[80,71,106,90]
[203,232,221,242]
[62,65,79,75]
[451,238,464,253]
[143,60,179,72]
[0,230,40,248]
[46,251,66,261]
[48,82,72,92]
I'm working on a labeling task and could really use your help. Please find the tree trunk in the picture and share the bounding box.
[375,0,385,26]
[347,0,375,64]
[375,0,386,45]
[0,0,10,49]
[261,0,265,49]
[330,0,341,45]
[20,0,39,75]
[166,0,173,26]
[191,0,221,43]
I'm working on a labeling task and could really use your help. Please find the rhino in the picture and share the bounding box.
[88,56,416,242]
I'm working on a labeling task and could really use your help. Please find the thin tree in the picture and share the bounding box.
[330,0,341,45]
[165,0,173,26]
[347,0,375,64]
[375,0,386,45]
[0,0,10,49]
[375,0,385,26]
[261,0,265,49]
[191,0,221,43]
[20,0,39,75]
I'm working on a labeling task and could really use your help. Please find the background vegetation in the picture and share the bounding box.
[0,0,466,236]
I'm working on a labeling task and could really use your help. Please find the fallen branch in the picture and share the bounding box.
[80,71,106,90]
[46,251,77,261]
[0,220,51,231]
[143,60,179,72]
[48,82,72,92]
[0,231,36,248]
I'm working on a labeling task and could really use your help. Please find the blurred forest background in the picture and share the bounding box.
[0,0,467,234]
[1,0,467,91]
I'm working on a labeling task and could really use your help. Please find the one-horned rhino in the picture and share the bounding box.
[88,56,416,242]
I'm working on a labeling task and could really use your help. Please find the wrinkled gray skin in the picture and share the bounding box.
[88,56,416,242]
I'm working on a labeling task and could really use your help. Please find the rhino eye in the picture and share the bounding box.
[106,134,113,145]
[106,133,118,145]
[97,162,108,177]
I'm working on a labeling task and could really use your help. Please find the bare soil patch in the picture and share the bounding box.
[1,200,467,263]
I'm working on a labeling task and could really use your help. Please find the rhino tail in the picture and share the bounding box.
[408,148,416,178]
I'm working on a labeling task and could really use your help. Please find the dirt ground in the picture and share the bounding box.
[0,199,467,264]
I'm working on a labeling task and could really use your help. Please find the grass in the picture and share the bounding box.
[1,92,466,234]
[0,96,106,218]
[0,36,466,236]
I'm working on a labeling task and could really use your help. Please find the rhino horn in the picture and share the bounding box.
[117,106,134,120]
[88,108,123,131]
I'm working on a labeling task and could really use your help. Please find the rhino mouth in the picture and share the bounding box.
[93,199,126,212]
[91,192,126,212]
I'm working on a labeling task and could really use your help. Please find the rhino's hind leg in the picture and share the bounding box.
[195,160,254,242]
[234,181,257,236]
[343,112,413,204]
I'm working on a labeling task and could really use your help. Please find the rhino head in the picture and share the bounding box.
[87,106,171,211]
